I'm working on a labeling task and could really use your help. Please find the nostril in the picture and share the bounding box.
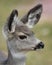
[34,42,44,50]
[39,42,44,48]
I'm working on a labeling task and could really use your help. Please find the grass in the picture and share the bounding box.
[0,0,52,65]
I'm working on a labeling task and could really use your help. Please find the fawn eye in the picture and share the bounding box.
[19,35,27,40]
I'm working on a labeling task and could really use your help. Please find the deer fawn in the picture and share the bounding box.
[0,4,44,65]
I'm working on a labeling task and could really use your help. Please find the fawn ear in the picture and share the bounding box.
[21,4,43,28]
[2,10,18,39]
[8,9,18,33]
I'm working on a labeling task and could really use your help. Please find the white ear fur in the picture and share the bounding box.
[26,17,37,28]
[2,25,8,40]
[2,15,18,39]
[8,9,18,33]
[10,15,18,33]
[2,16,18,39]
[21,4,42,28]
[26,5,42,28]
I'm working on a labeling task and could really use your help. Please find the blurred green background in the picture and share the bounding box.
[0,0,52,65]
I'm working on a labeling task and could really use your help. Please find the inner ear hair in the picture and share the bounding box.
[8,9,18,31]
[28,4,42,16]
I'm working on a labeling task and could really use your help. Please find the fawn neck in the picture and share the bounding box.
[6,48,26,65]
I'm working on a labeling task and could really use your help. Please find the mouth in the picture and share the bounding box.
[17,42,44,51]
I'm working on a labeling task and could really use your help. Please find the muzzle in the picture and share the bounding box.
[34,42,44,50]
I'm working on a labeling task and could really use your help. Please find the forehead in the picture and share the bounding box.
[15,25,34,36]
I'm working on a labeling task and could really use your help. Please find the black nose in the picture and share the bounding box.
[34,42,44,50]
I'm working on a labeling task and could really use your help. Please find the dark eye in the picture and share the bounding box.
[19,35,27,40]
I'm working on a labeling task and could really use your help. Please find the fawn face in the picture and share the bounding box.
[2,4,44,52]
